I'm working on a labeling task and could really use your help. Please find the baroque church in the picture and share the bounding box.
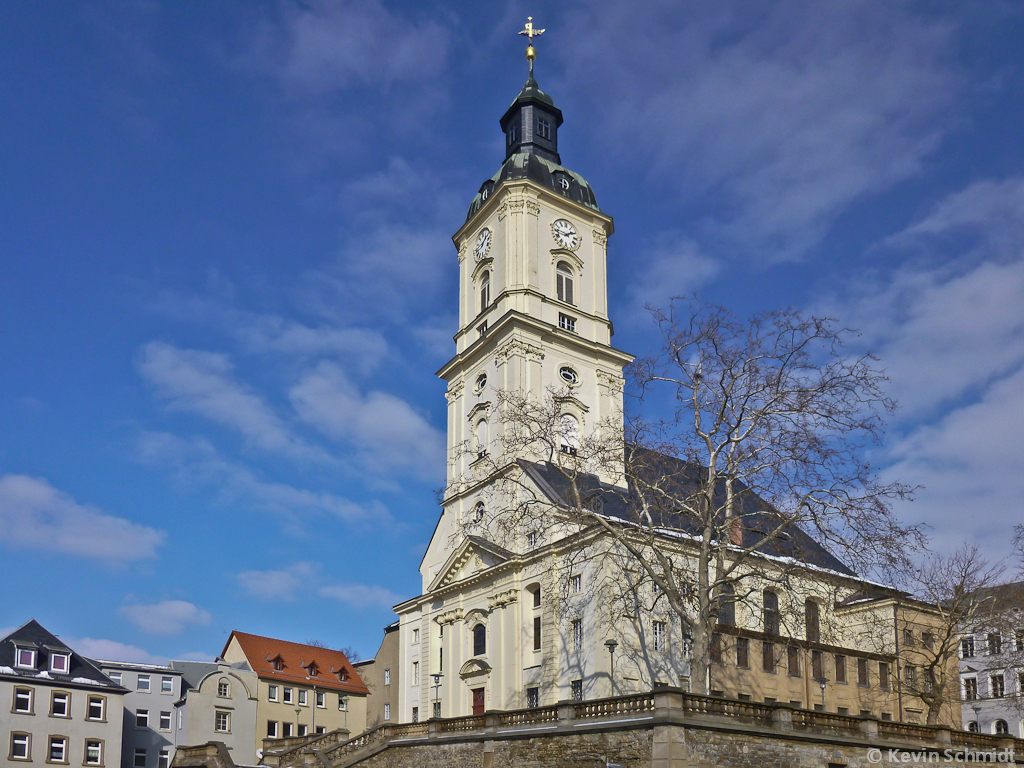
[392,35,961,730]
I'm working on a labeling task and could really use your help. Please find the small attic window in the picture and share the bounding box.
[15,647,37,669]
[50,652,70,674]
[307,662,319,677]
[338,669,348,682]
[269,655,284,671]
[537,117,551,140]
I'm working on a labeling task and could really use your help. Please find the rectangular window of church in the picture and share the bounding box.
[571,679,583,701]
[763,590,780,636]
[653,621,666,652]
[736,637,749,668]
[534,616,542,651]
[384,669,390,685]
[710,632,722,663]
[412,707,419,723]
[413,628,420,644]
[878,662,890,690]
[857,659,869,686]
[533,586,542,608]
[571,620,583,652]
[988,634,1001,655]
[991,674,1005,697]
[762,642,775,672]
[527,687,539,708]
[412,662,419,685]
[570,574,582,593]
[964,677,977,700]
[805,600,820,643]
[787,645,800,677]
[835,655,847,683]
[507,123,518,147]
[558,313,576,332]
[537,117,551,140]
[962,637,974,658]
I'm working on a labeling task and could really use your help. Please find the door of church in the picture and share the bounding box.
[472,687,485,715]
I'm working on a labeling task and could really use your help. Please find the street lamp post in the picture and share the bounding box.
[972,705,981,733]
[431,674,444,719]
[294,708,301,738]
[604,639,618,697]
[816,677,828,709]
[339,696,349,732]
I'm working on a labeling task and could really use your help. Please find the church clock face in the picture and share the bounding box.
[551,219,580,251]
[475,228,492,260]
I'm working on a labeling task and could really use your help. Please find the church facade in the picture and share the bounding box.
[392,55,961,731]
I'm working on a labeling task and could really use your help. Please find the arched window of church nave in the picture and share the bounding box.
[556,262,574,305]
[473,500,485,523]
[473,624,487,657]
[560,414,579,455]
[480,271,491,313]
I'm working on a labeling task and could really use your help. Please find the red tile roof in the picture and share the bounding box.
[222,631,369,695]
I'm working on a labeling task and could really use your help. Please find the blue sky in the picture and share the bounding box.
[2,1,1023,664]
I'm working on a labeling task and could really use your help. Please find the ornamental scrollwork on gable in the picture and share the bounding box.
[445,380,465,403]
[495,339,545,367]
[487,589,519,610]
[596,369,625,394]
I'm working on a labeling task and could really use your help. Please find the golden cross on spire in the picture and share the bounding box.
[518,16,545,75]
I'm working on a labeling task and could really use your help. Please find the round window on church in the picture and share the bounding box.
[475,373,487,393]
[559,366,579,386]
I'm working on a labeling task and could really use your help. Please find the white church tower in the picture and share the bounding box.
[396,22,633,722]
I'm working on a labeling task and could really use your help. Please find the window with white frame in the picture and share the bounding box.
[11,733,31,761]
[50,653,70,673]
[49,736,68,764]
[159,711,171,730]
[571,619,583,652]
[283,687,293,704]
[570,574,582,594]
[137,709,149,728]
[87,695,105,720]
[298,689,307,706]
[51,691,69,717]
[282,723,292,738]
[556,262,574,304]
[412,661,420,685]
[384,669,391,685]
[85,740,103,766]
[962,637,975,658]
[267,721,279,738]
[268,684,279,701]
[384,703,391,720]
[558,313,576,332]
[215,710,230,732]
[298,724,309,737]
[161,676,173,694]
[15,648,36,669]
[480,271,491,312]
[413,628,420,644]
[218,678,229,697]
[964,677,978,700]
[108,671,122,685]
[13,687,33,713]
[134,748,146,768]
[560,413,579,455]
[338,695,348,711]
[653,621,667,652]
[158,749,170,768]
[316,691,325,708]
[137,674,151,692]
[989,634,1002,655]
[991,674,1005,698]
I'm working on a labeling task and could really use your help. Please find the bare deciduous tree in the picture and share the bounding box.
[452,299,924,695]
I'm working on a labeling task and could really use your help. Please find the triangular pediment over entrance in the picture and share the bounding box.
[428,535,515,593]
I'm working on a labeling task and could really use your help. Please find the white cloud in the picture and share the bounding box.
[624,233,721,319]
[0,475,164,563]
[562,0,962,259]
[290,361,445,480]
[120,600,211,636]
[70,638,166,666]
[236,562,318,601]
[318,583,400,610]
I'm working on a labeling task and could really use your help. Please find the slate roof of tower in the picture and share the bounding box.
[0,618,126,691]
[518,447,856,577]
[222,630,369,696]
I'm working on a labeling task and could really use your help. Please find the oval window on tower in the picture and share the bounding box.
[559,366,579,386]
[475,373,487,393]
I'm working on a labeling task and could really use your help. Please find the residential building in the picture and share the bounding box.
[96,661,183,768]
[170,660,258,765]
[219,631,369,750]
[352,622,399,728]
[959,581,1024,736]
[2,619,126,767]
[393,57,961,729]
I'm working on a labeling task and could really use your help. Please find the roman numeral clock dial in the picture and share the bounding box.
[552,219,580,251]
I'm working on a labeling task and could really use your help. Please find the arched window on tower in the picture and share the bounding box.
[560,414,579,456]
[556,262,574,305]
[473,624,487,656]
[480,271,491,313]
[475,419,488,459]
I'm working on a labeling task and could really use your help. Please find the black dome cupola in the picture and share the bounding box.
[499,76,564,164]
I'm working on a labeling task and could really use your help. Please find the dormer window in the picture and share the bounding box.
[306,662,319,677]
[537,117,551,140]
[268,655,284,671]
[15,647,36,669]
[50,653,70,674]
